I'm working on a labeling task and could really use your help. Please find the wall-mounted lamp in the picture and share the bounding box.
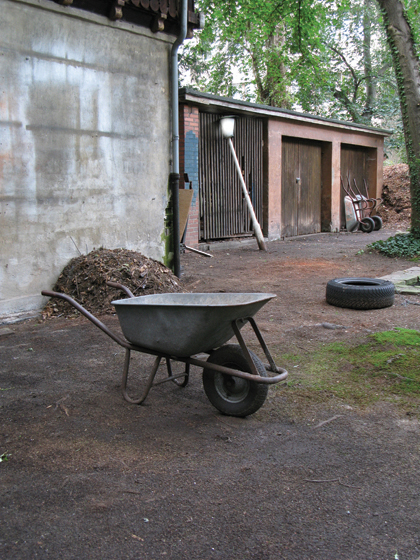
[219,116,236,139]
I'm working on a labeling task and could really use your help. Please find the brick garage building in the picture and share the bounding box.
[179,88,391,247]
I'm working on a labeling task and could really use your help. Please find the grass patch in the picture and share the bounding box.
[276,328,420,412]
[367,233,420,259]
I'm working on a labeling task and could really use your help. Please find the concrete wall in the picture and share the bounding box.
[0,0,175,319]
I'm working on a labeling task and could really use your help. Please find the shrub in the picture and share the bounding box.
[368,233,420,259]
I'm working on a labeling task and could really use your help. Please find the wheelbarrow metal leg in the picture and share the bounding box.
[247,317,283,373]
[121,349,162,405]
[231,318,288,377]
[166,358,190,387]
[231,319,260,376]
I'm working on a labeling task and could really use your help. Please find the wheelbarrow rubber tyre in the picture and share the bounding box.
[202,344,268,417]
[326,277,395,310]
[372,216,383,231]
[360,217,375,233]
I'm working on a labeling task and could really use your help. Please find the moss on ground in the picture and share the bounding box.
[274,328,420,414]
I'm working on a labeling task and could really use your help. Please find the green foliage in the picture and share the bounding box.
[0,452,10,463]
[368,233,420,258]
[294,0,397,124]
[405,0,420,49]
[181,0,403,136]
[181,0,327,107]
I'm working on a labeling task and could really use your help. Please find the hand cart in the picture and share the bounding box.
[342,176,383,233]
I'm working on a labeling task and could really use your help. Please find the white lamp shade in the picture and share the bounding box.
[220,116,235,138]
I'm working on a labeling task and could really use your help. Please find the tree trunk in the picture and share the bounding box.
[376,0,420,235]
[362,0,375,122]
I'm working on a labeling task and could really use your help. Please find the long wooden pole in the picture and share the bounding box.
[228,138,267,251]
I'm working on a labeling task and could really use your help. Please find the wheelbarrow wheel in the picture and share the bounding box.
[202,344,268,417]
[359,217,375,233]
[372,216,383,231]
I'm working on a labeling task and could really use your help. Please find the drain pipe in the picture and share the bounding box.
[170,0,188,278]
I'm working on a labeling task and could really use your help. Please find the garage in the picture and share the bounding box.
[179,88,390,248]
[281,137,322,237]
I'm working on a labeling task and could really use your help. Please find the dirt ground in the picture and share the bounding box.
[1,227,420,560]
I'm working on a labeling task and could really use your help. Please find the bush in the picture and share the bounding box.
[368,233,420,258]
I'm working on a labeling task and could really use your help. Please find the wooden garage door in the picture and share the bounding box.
[199,113,264,241]
[281,138,322,237]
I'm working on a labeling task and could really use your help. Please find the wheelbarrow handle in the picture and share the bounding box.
[41,290,130,348]
[105,281,135,298]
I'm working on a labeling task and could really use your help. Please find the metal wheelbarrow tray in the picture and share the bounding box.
[41,283,288,417]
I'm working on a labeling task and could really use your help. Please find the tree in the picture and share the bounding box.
[290,0,398,126]
[180,0,331,108]
[181,0,399,127]
[376,0,420,235]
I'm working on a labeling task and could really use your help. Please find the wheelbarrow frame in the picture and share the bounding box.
[41,282,288,411]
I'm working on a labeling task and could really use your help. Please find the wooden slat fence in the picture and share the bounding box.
[199,113,264,241]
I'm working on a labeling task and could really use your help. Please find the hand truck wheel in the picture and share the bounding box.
[372,216,383,231]
[360,217,375,233]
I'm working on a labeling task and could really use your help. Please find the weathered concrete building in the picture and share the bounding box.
[179,89,391,248]
[0,0,198,320]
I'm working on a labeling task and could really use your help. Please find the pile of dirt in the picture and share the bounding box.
[43,248,183,318]
[377,163,411,230]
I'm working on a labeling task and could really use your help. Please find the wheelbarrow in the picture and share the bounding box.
[41,282,288,417]
[342,176,382,233]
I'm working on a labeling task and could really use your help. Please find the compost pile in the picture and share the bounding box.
[377,164,411,230]
[43,248,183,318]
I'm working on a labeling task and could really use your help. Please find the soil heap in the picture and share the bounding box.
[377,163,411,230]
[43,248,183,318]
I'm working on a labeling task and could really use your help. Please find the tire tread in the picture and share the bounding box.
[326,277,394,309]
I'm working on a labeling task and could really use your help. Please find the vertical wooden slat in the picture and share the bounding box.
[282,139,299,237]
[299,141,321,235]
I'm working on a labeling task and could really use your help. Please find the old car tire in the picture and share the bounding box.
[326,277,395,310]
[372,216,383,231]
[202,344,268,417]
[359,217,375,233]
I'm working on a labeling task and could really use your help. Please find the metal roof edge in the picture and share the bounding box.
[179,88,393,137]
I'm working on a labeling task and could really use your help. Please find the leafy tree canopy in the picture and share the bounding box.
[180,0,409,144]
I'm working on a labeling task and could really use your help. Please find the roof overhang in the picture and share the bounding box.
[180,88,393,138]
[46,0,200,36]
